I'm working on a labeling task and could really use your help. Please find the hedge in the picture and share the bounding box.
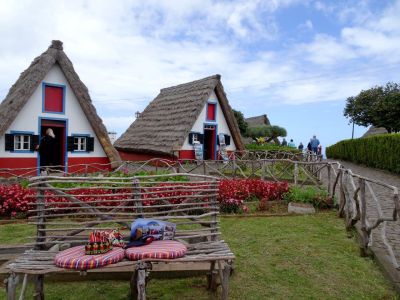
[245,143,300,153]
[326,133,400,174]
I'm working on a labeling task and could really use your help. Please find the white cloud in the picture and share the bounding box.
[0,0,400,135]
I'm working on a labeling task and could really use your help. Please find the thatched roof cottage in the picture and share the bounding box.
[115,75,245,161]
[0,40,120,175]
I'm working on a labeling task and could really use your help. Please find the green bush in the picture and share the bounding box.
[283,186,333,209]
[245,143,300,153]
[326,133,400,174]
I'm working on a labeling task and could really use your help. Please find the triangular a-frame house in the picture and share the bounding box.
[115,74,245,161]
[0,40,120,175]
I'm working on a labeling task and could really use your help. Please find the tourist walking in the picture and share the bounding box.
[281,138,287,146]
[298,142,304,151]
[310,135,320,154]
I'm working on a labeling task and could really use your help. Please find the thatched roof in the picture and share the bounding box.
[115,74,245,156]
[362,126,388,138]
[245,114,271,127]
[244,114,279,144]
[0,40,121,167]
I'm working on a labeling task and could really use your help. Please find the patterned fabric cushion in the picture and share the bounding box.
[125,240,187,261]
[54,246,125,270]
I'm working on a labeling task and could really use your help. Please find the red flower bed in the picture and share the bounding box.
[0,179,288,217]
[0,184,132,218]
[218,179,288,213]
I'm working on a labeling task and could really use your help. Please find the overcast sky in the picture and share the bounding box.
[1,0,400,150]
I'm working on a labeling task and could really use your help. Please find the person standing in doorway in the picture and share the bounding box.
[36,128,57,171]
[310,135,320,154]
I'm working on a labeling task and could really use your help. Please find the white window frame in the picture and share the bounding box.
[14,134,31,151]
[73,136,87,151]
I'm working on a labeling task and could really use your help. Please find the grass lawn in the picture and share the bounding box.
[0,212,397,299]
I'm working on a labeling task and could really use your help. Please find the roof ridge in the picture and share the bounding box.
[160,74,221,93]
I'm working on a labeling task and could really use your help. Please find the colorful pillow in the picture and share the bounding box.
[125,240,187,261]
[54,246,125,270]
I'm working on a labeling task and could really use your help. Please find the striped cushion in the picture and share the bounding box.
[125,240,187,261]
[54,246,125,270]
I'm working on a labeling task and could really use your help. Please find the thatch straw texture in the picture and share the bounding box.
[115,75,244,156]
[245,114,271,127]
[362,126,388,138]
[0,40,121,166]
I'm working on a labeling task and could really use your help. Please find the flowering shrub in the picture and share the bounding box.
[0,184,35,218]
[218,179,289,213]
[0,179,289,218]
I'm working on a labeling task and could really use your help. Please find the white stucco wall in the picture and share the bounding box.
[181,90,237,151]
[0,65,106,158]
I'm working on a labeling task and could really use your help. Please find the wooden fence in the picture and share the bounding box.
[1,153,399,271]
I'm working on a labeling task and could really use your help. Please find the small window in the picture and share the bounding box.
[74,137,87,151]
[14,135,31,150]
[44,84,64,113]
[68,135,94,152]
[192,134,199,143]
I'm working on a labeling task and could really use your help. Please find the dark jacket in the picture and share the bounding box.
[39,136,57,166]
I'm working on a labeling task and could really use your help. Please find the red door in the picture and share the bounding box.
[204,125,216,160]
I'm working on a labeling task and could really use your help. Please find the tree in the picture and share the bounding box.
[344,82,400,133]
[232,109,248,136]
[247,125,287,143]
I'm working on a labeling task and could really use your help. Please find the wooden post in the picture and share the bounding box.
[210,179,218,242]
[5,273,18,300]
[338,170,345,218]
[359,178,369,256]
[207,261,218,293]
[203,162,206,175]
[130,262,149,300]
[221,260,232,300]
[294,163,298,186]
[133,179,142,218]
[261,161,265,180]
[327,165,331,197]
[34,177,46,300]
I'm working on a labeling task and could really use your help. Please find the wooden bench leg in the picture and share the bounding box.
[130,262,150,300]
[207,261,218,292]
[34,274,45,300]
[221,260,233,300]
[5,273,19,300]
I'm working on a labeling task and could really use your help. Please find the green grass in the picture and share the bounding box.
[0,213,397,299]
[0,222,35,244]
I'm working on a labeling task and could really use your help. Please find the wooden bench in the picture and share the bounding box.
[5,173,234,300]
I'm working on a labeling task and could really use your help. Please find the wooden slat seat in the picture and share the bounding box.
[5,174,234,300]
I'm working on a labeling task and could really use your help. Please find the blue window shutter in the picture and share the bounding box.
[5,134,13,151]
[87,137,95,152]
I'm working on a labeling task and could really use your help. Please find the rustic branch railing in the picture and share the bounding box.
[2,152,399,275]
[321,162,400,270]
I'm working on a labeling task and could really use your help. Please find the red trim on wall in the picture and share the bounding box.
[45,86,63,112]
[179,150,195,160]
[0,158,38,177]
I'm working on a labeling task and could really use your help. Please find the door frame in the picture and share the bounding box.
[203,123,218,160]
[37,117,68,174]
